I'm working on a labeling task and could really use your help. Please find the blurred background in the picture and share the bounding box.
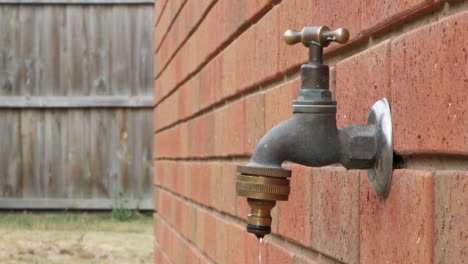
[0,1,155,263]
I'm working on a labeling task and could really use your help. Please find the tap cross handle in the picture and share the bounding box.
[284,26,349,47]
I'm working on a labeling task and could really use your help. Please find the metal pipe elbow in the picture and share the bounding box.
[247,113,340,170]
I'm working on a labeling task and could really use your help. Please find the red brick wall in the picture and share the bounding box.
[153,1,467,263]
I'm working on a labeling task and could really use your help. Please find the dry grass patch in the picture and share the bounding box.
[0,212,153,264]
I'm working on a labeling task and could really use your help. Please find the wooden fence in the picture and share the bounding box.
[0,0,154,210]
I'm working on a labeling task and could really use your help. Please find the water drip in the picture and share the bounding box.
[258,237,263,264]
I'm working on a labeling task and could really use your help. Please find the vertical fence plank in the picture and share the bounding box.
[0,110,22,197]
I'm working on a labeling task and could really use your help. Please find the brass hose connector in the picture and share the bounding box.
[236,165,291,238]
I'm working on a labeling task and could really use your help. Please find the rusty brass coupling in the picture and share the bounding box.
[236,165,291,238]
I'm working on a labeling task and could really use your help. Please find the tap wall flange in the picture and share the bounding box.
[367,98,393,197]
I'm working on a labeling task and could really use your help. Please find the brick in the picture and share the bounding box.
[271,203,279,234]
[167,161,178,192]
[156,33,171,72]
[244,232,261,264]
[187,119,197,157]
[156,57,176,99]
[221,43,239,99]
[214,99,246,156]
[309,167,360,264]
[164,223,182,263]
[235,25,257,93]
[246,0,278,21]
[155,126,181,158]
[215,217,228,264]
[336,40,391,129]
[158,189,174,224]
[154,0,167,26]
[173,197,183,231]
[154,161,164,186]
[236,196,250,221]
[158,216,170,256]
[156,0,216,65]
[155,1,221,83]
[245,92,265,153]
[362,0,440,33]
[210,162,224,211]
[278,164,312,246]
[214,107,227,156]
[178,84,189,120]
[265,239,294,264]
[161,160,171,189]
[187,205,198,244]
[293,255,320,264]
[226,221,246,264]
[179,123,189,158]
[204,112,215,157]
[265,79,300,130]
[180,199,192,238]
[192,208,206,251]
[310,0,362,45]
[154,246,163,264]
[198,253,213,264]
[194,116,207,156]
[200,55,223,109]
[182,77,201,120]
[175,162,186,195]
[154,0,280,104]
[154,0,187,51]
[221,163,238,215]
[154,187,161,213]
[226,0,247,33]
[435,170,468,264]
[160,250,172,264]
[174,235,186,264]
[183,162,193,199]
[202,210,217,260]
[360,169,435,264]
[191,162,211,206]
[391,13,468,155]
[185,243,201,264]
[154,213,162,239]
[156,0,278,81]
[254,7,280,85]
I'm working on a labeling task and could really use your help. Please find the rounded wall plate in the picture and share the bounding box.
[367,98,393,197]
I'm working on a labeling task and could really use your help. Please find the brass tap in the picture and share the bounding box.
[236,26,393,239]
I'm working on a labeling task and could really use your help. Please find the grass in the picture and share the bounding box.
[0,212,154,264]
[0,211,152,232]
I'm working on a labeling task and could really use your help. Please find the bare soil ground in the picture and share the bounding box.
[0,212,153,264]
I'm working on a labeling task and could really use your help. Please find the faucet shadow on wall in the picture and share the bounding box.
[236,26,394,239]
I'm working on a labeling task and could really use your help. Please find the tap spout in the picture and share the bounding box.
[248,113,339,170]
[237,108,340,238]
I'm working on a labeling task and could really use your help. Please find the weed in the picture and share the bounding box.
[111,190,141,221]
